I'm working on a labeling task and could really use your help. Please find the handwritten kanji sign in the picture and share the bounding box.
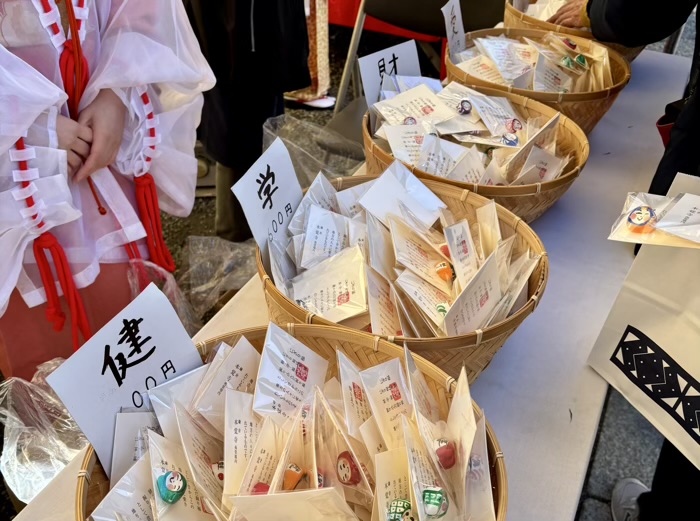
[232,138,303,258]
[358,40,420,105]
[47,284,202,475]
[441,0,466,59]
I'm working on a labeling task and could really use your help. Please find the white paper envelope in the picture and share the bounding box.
[446,145,485,185]
[150,365,208,442]
[110,411,160,487]
[253,323,329,425]
[174,403,224,508]
[148,431,214,521]
[374,449,412,521]
[91,452,154,521]
[416,135,468,178]
[384,124,426,165]
[300,205,352,270]
[404,346,441,424]
[359,358,413,450]
[291,246,369,323]
[223,390,262,505]
[443,251,502,336]
[231,488,358,521]
[456,55,507,85]
[373,84,456,127]
[465,413,496,521]
[366,267,403,338]
[288,172,339,237]
[503,113,561,182]
[476,201,502,258]
[338,351,373,440]
[395,270,453,330]
[444,219,479,291]
[336,180,376,218]
[367,213,397,283]
[194,337,261,435]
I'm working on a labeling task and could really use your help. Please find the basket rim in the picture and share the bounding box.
[504,0,595,39]
[362,88,591,195]
[446,27,632,103]
[75,324,509,521]
[258,175,549,350]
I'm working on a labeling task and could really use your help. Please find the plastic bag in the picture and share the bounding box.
[177,236,258,320]
[127,259,201,337]
[262,115,364,189]
[0,359,88,503]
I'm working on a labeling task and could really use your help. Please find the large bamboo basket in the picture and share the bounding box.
[504,0,644,62]
[445,28,631,135]
[258,175,548,381]
[364,87,590,223]
[75,325,508,521]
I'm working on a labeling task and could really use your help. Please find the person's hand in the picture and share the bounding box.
[74,89,126,182]
[57,114,92,177]
[548,0,589,28]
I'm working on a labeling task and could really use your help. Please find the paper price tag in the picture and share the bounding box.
[359,41,421,105]
[441,0,466,59]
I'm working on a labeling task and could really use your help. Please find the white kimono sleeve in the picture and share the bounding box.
[85,0,215,217]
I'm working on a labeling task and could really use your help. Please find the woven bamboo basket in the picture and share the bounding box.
[74,324,508,521]
[504,0,644,62]
[257,175,548,381]
[363,88,590,223]
[445,27,631,135]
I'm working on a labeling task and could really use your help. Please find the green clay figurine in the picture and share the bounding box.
[157,470,187,504]
[422,486,449,518]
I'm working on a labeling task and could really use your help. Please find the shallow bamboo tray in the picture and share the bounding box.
[364,86,590,223]
[504,0,644,62]
[258,175,548,381]
[75,324,508,521]
[445,27,631,135]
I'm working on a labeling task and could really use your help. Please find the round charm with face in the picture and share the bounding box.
[403,116,418,125]
[388,499,414,521]
[252,482,270,495]
[422,486,449,518]
[434,261,454,282]
[336,451,362,485]
[157,471,187,504]
[501,133,519,147]
[283,463,306,491]
[458,99,472,115]
[433,438,457,470]
[626,205,656,234]
[505,118,522,133]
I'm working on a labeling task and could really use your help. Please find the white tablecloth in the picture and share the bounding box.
[16,50,691,521]
[469,50,690,521]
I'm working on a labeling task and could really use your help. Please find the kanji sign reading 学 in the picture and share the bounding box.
[47,284,203,476]
[232,138,303,259]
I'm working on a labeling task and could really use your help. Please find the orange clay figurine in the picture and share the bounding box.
[435,261,455,282]
[626,205,657,234]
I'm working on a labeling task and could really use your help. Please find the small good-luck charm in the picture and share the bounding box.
[403,116,418,125]
[505,118,522,133]
[252,482,270,495]
[562,37,577,50]
[560,55,575,70]
[501,133,518,147]
[434,261,454,282]
[211,461,224,482]
[388,499,414,521]
[433,438,457,470]
[283,463,306,491]
[575,54,588,68]
[336,451,361,485]
[627,205,656,234]
[317,472,325,488]
[422,487,449,518]
[458,99,472,115]
[157,471,187,504]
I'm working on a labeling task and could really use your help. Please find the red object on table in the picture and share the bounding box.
[329,0,442,42]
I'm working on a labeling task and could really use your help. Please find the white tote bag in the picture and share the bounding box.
[589,173,700,470]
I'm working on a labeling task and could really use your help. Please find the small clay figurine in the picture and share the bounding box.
[434,261,454,282]
[627,205,656,234]
[157,471,187,504]
[388,499,414,521]
[433,438,457,470]
[458,99,472,115]
[283,463,306,491]
[422,487,449,518]
[252,482,270,495]
[336,451,361,485]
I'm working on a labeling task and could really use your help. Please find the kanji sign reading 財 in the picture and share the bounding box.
[47,284,203,475]
[358,40,420,105]
[232,138,303,258]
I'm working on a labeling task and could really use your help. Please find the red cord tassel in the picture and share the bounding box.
[134,174,175,272]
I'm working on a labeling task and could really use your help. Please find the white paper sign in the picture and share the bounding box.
[359,40,421,105]
[47,284,203,475]
[442,0,466,59]
[232,138,303,258]
[91,453,154,521]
